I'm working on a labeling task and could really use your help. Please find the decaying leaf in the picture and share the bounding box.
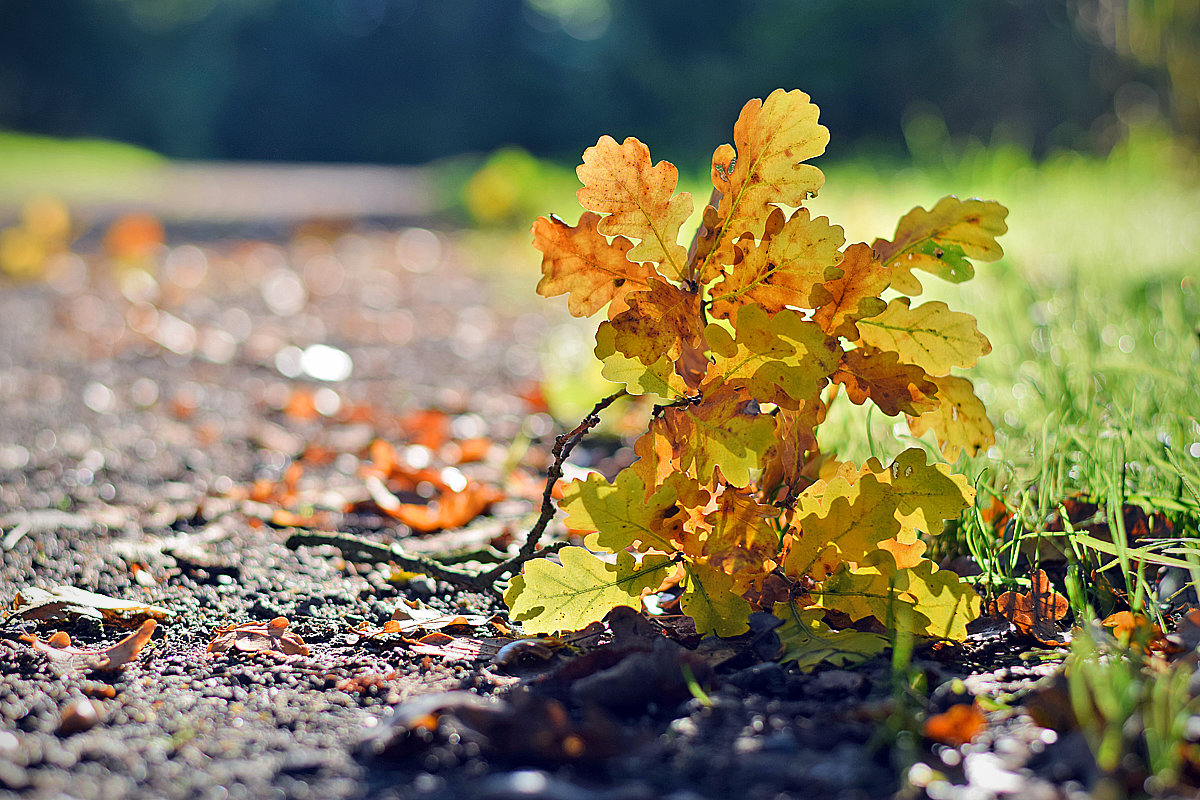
[532,211,655,318]
[21,618,157,671]
[994,569,1069,645]
[207,616,309,657]
[9,586,175,625]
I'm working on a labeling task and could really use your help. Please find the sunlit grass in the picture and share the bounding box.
[0,131,165,208]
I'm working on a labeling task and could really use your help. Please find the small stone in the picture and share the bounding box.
[57,698,99,736]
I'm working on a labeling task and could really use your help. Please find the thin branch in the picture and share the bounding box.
[480,389,626,584]
[285,530,494,595]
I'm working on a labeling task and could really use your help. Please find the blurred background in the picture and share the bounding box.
[2,0,1198,164]
[0,0,1197,478]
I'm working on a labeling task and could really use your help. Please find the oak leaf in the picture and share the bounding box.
[809,243,889,338]
[830,346,939,417]
[708,207,845,319]
[694,488,780,589]
[559,469,697,554]
[207,617,309,657]
[656,382,777,487]
[594,322,689,399]
[701,89,829,280]
[505,548,673,634]
[906,375,996,461]
[773,602,888,672]
[576,135,693,281]
[704,305,837,408]
[604,279,704,365]
[532,211,654,318]
[681,561,753,637]
[994,569,1069,645]
[855,298,992,377]
[873,196,1008,295]
[784,472,901,581]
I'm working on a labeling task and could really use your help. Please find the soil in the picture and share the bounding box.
[0,215,1100,800]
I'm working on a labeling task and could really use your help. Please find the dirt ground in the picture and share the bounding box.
[0,217,1100,800]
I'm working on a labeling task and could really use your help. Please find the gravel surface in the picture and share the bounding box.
[0,218,1112,800]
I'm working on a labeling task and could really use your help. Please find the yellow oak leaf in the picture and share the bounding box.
[698,488,780,588]
[809,243,889,339]
[872,196,1008,296]
[606,279,704,366]
[700,89,829,281]
[532,211,655,318]
[894,556,980,641]
[773,602,889,672]
[814,551,979,641]
[784,472,901,581]
[906,375,996,461]
[627,424,678,496]
[576,136,694,281]
[657,382,777,487]
[855,297,992,377]
[881,448,976,535]
[506,548,674,634]
[681,561,752,637]
[594,323,689,400]
[830,346,939,417]
[704,305,838,408]
[708,207,845,319]
[560,469,700,554]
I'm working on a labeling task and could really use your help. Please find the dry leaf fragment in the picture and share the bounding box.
[207,616,309,657]
[9,586,175,624]
[21,618,157,671]
[994,569,1069,645]
[923,702,986,746]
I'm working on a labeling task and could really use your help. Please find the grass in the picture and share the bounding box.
[0,131,165,210]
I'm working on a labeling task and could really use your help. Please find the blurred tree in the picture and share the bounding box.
[0,0,1165,164]
[1070,0,1200,146]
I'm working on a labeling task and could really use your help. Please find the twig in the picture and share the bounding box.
[480,389,626,584]
[285,530,495,595]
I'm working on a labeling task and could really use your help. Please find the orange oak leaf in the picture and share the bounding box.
[21,619,157,670]
[695,488,780,590]
[575,136,693,281]
[830,346,939,417]
[207,617,309,657]
[532,211,654,318]
[700,89,830,281]
[759,398,826,502]
[994,570,1069,645]
[388,481,504,532]
[923,702,986,746]
[604,279,704,366]
[708,207,845,319]
[809,243,889,339]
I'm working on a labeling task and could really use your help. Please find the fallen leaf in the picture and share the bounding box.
[21,618,157,671]
[994,569,1069,645]
[923,702,986,746]
[206,616,308,657]
[9,586,175,624]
